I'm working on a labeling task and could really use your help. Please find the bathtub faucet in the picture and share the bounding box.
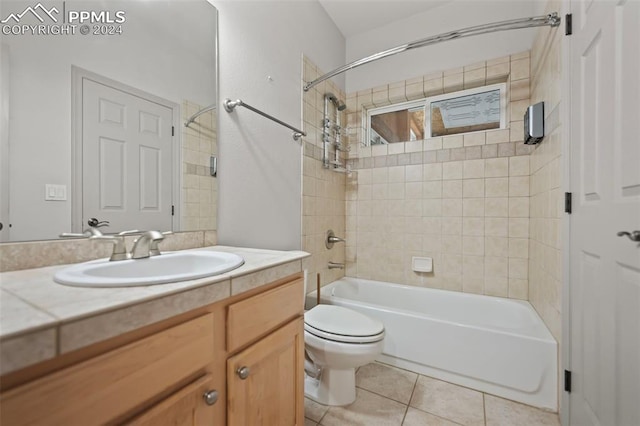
[328,261,345,269]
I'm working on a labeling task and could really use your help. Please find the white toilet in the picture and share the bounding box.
[303,304,385,406]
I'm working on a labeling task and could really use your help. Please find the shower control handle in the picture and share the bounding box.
[236,366,250,380]
[325,229,346,249]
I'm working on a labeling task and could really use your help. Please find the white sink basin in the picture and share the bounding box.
[53,251,244,287]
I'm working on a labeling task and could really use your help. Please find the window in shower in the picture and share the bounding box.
[366,83,507,145]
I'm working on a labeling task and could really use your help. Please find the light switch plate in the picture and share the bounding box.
[45,184,67,201]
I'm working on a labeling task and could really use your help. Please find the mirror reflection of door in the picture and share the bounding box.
[79,71,176,234]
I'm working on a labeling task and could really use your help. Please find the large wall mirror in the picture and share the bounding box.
[0,0,218,242]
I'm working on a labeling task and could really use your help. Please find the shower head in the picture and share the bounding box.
[325,92,347,111]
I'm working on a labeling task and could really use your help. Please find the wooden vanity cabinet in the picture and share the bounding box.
[225,277,305,426]
[227,318,304,426]
[0,272,305,426]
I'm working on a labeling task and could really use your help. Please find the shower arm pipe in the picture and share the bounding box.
[303,13,561,92]
[223,98,306,141]
[184,104,216,127]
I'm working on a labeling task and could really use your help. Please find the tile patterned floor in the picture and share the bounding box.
[305,362,560,426]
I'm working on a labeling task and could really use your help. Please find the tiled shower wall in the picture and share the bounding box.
[301,57,347,291]
[181,101,218,232]
[344,52,535,299]
[529,0,563,341]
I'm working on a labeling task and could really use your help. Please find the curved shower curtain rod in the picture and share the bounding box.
[303,13,561,92]
[184,104,217,127]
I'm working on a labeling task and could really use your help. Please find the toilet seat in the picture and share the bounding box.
[304,305,384,344]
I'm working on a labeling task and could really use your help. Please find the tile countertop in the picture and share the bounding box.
[0,245,309,373]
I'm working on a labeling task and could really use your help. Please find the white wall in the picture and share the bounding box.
[3,0,216,241]
[214,0,345,250]
[345,1,541,92]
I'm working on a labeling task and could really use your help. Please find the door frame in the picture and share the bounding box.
[1,44,10,242]
[71,66,181,233]
[560,1,573,425]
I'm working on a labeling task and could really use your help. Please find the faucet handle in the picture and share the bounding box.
[118,229,141,236]
[60,227,105,238]
[149,231,172,256]
[91,235,130,261]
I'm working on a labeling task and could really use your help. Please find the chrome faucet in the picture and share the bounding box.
[90,230,141,261]
[131,230,165,259]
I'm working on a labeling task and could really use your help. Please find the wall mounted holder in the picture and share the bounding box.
[524,101,545,145]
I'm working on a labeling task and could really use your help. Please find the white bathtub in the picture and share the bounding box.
[305,277,557,410]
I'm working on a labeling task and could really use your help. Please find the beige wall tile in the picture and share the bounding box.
[486,177,509,197]
[486,237,509,257]
[485,198,509,217]
[485,158,509,177]
[463,179,485,198]
[486,129,510,145]
[463,159,485,179]
[510,57,531,81]
[443,73,463,92]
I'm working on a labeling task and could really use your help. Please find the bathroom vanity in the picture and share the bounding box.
[0,246,308,425]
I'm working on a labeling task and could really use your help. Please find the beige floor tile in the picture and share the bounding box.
[305,397,329,423]
[409,376,484,426]
[356,362,418,404]
[402,407,461,425]
[305,419,319,426]
[484,394,560,426]
[321,388,407,426]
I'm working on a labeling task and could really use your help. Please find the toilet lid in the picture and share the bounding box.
[304,305,384,343]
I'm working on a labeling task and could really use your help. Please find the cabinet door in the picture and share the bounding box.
[227,317,304,426]
[0,314,214,425]
[128,374,217,426]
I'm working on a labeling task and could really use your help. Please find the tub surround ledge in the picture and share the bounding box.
[0,245,309,375]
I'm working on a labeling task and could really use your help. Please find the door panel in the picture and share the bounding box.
[82,78,173,233]
[569,1,640,425]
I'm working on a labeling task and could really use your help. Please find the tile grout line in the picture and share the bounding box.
[354,384,413,407]
[483,392,487,426]
[400,373,420,425]
[407,404,466,426]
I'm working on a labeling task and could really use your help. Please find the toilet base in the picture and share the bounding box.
[304,367,356,406]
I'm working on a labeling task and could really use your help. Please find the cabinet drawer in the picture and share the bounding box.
[0,313,214,425]
[227,277,303,353]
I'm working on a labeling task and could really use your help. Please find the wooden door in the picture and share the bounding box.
[569,1,640,425]
[81,76,174,233]
[227,318,304,426]
[128,374,216,426]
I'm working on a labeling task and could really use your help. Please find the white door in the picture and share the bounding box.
[569,1,640,425]
[82,78,174,233]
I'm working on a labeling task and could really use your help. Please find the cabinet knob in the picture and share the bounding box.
[236,366,250,380]
[203,389,219,406]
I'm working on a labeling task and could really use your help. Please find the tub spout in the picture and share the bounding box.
[328,261,345,270]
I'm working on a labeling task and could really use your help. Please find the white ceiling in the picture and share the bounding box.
[318,0,452,38]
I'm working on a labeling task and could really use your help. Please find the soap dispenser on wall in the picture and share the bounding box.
[524,101,545,145]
